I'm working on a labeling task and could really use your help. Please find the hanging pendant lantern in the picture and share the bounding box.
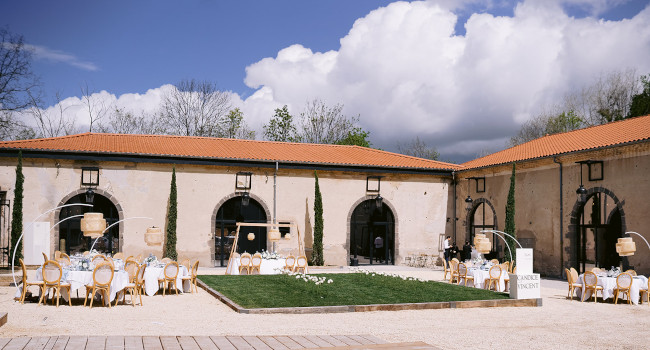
[144,226,163,246]
[616,237,636,256]
[247,232,255,241]
[473,233,491,254]
[80,212,106,238]
[268,228,281,242]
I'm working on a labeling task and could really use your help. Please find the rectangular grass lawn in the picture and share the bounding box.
[199,273,509,308]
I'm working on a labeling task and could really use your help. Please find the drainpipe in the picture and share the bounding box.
[553,157,564,278]
[274,162,278,225]
[452,171,457,243]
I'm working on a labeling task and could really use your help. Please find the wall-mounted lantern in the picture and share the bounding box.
[575,161,594,203]
[464,178,473,210]
[236,172,252,206]
[81,167,100,204]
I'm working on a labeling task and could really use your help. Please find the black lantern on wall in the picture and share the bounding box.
[81,167,100,204]
[236,172,252,206]
[575,161,592,203]
[464,178,473,210]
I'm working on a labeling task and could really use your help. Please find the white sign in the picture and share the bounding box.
[23,221,50,265]
[516,248,533,274]
[509,273,541,299]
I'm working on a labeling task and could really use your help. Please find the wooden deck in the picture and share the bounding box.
[0,335,440,350]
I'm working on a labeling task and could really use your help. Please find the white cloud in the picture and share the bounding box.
[27,44,99,71]
[237,0,650,160]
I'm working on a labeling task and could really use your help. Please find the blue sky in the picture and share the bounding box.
[3,0,650,162]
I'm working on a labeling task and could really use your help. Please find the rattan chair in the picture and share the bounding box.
[613,272,633,305]
[82,251,90,256]
[502,264,510,291]
[158,261,179,296]
[84,262,114,308]
[41,252,48,263]
[484,265,502,291]
[448,259,460,284]
[115,263,143,306]
[458,262,474,287]
[134,263,147,305]
[181,260,200,293]
[56,252,72,266]
[161,257,173,264]
[124,260,139,283]
[19,258,43,304]
[113,252,125,260]
[180,258,191,273]
[623,269,637,276]
[591,267,603,274]
[442,259,450,281]
[251,253,262,274]
[39,260,72,307]
[565,268,582,301]
[284,255,296,272]
[295,255,308,273]
[640,278,649,306]
[238,253,252,275]
[92,254,107,264]
[581,271,603,302]
[490,259,499,265]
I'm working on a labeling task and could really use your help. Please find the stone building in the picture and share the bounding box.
[451,115,650,277]
[0,133,457,267]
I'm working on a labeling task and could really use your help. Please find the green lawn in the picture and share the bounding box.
[198,273,509,308]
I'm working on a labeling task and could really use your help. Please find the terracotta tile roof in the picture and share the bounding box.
[0,133,460,171]
[461,115,650,169]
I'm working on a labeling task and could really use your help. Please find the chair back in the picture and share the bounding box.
[113,252,125,260]
[458,262,468,277]
[19,258,28,284]
[82,251,90,256]
[285,255,296,269]
[502,261,510,273]
[591,267,602,273]
[624,269,637,276]
[42,260,63,285]
[136,264,147,284]
[616,272,633,289]
[565,268,572,284]
[191,260,199,278]
[451,258,459,264]
[296,255,307,268]
[570,267,579,283]
[449,259,458,273]
[124,260,139,282]
[442,258,448,271]
[489,265,502,279]
[180,259,191,272]
[42,252,48,263]
[60,252,71,261]
[252,253,262,267]
[583,271,598,287]
[164,261,179,279]
[490,259,499,265]
[93,262,114,287]
[161,257,173,264]
[240,253,252,266]
[92,254,107,263]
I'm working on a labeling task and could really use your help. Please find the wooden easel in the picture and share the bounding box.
[225,222,307,275]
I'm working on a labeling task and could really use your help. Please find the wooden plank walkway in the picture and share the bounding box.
[0,336,440,350]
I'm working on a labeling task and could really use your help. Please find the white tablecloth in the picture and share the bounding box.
[230,258,286,275]
[143,265,189,296]
[35,268,130,304]
[576,274,648,304]
[466,268,506,292]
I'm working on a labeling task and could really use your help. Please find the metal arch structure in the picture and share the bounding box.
[225,222,307,275]
[625,231,650,251]
[88,216,153,252]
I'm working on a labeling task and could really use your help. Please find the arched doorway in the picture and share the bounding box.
[572,190,625,273]
[349,200,395,265]
[467,199,499,260]
[214,196,267,267]
[58,194,120,255]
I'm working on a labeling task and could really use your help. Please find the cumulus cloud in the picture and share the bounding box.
[238,0,650,160]
[26,44,99,71]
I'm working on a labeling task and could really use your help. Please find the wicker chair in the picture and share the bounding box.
[41,252,48,263]
[458,262,474,287]
[113,252,125,260]
[591,267,603,274]
[124,260,139,283]
[484,265,502,291]
[581,271,603,302]
[490,259,499,265]
[238,253,252,275]
[92,254,107,264]
[115,263,143,306]
[613,272,633,305]
[284,255,296,272]
[442,259,450,281]
[158,261,179,296]
[84,262,114,308]
[624,269,637,276]
[565,268,582,301]
[640,278,649,306]
[181,260,200,293]
[161,257,173,264]
[180,258,191,273]
[295,255,308,273]
[448,260,460,284]
[82,251,90,257]
[39,260,72,307]
[56,254,71,267]
[134,263,147,305]
[19,258,44,304]
[251,253,262,275]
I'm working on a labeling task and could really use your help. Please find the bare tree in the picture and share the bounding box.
[80,82,111,132]
[397,136,440,160]
[159,79,231,137]
[27,91,76,138]
[297,99,358,144]
[0,28,41,140]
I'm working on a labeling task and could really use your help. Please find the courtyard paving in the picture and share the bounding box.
[0,265,647,349]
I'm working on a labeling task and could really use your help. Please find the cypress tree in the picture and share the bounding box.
[164,166,178,260]
[505,163,516,263]
[311,171,324,266]
[10,151,24,262]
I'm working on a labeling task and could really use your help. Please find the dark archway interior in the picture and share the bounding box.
[350,200,395,265]
[214,196,267,266]
[58,194,119,255]
[469,200,499,260]
[575,192,623,273]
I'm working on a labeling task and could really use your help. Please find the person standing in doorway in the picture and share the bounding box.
[374,235,384,263]
[443,236,451,263]
[462,241,472,261]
